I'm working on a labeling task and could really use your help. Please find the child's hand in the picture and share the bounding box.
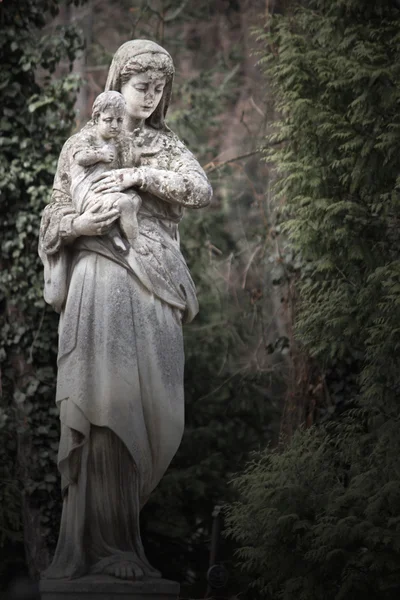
[101,147,115,163]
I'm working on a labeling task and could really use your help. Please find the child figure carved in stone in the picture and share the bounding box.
[70,91,141,252]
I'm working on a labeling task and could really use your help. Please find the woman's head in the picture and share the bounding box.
[119,52,174,86]
[105,40,174,130]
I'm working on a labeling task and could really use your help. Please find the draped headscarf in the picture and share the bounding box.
[104,39,174,131]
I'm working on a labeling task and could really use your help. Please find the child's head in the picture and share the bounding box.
[92,91,126,140]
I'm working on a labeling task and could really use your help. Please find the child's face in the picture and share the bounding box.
[97,107,124,140]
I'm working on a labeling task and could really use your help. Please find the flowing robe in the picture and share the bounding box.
[39,126,212,578]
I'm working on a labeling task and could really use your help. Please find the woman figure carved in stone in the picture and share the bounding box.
[39,40,212,580]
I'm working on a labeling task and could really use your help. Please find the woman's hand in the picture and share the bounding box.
[91,168,139,194]
[73,202,120,237]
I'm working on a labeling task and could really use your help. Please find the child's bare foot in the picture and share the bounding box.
[111,234,128,253]
[131,238,150,255]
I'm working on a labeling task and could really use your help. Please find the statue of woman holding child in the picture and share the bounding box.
[38,39,212,581]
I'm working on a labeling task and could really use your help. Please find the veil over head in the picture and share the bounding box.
[105,39,174,131]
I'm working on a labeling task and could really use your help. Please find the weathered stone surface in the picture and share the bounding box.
[40,576,179,600]
[38,39,212,582]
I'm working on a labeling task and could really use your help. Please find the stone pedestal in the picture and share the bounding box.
[39,576,180,600]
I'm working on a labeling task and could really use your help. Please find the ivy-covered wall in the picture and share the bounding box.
[0,0,84,580]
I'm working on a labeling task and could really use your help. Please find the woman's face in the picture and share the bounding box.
[120,72,166,121]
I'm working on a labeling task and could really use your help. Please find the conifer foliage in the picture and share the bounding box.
[225,1,400,598]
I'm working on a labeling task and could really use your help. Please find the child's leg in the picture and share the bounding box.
[115,192,142,246]
[95,193,128,253]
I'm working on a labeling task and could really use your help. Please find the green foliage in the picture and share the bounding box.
[225,1,400,598]
[260,0,400,406]
[0,0,84,574]
[225,409,400,600]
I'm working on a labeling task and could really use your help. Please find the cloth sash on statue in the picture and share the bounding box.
[76,226,198,317]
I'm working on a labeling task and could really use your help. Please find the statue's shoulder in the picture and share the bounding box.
[117,129,133,148]
[59,132,80,155]
[56,128,101,177]
[157,128,189,156]
[62,124,97,154]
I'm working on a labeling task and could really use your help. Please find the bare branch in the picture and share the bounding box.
[165,0,188,22]
[250,95,266,118]
[28,307,46,365]
[204,139,287,174]
[242,245,263,289]
[204,150,263,173]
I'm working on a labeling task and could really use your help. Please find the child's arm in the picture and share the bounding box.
[74,146,114,167]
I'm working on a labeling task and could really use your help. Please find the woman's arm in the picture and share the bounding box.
[40,190,78,256]
[40,189,120,256]
[91,134,213,208]
[135,165,212,208]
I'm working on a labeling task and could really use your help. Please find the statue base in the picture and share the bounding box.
[39,576,180,600]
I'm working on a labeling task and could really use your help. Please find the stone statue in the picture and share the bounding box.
[70,90,142,254]
[38,39,212,582]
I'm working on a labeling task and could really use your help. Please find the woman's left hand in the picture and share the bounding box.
[91,169,138,194]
